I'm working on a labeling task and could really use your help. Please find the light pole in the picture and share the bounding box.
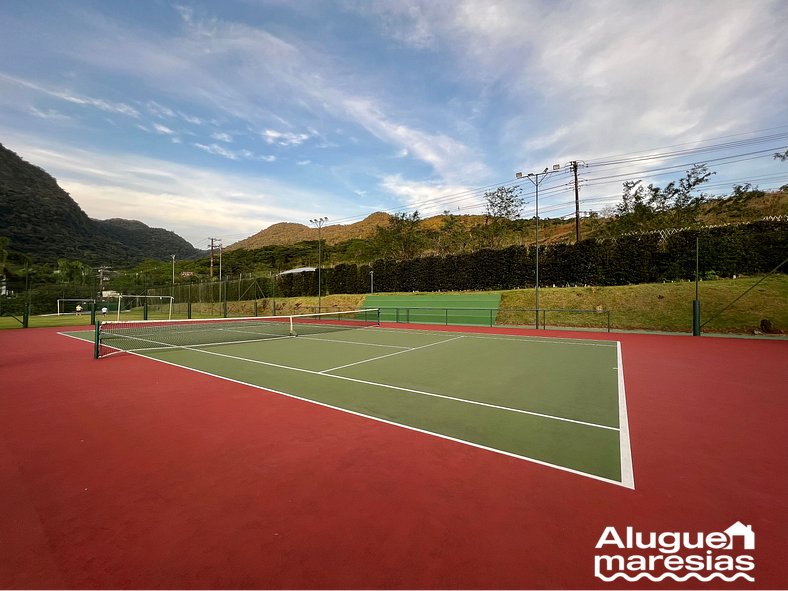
[310,216,328,311]
[171,254,176,285]
[516,165,559,329]
[370,270,374,293]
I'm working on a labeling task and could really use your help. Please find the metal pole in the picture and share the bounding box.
[310,217,328,312]
[535,177,539,328]
[370,270,374,293]
[519,166,558,329]
[318,225,322,311]
[693,236,701,336]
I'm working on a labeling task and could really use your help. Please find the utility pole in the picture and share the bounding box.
[209,238,221,278]
[570,161,586,242]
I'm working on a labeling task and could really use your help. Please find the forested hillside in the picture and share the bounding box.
[0,143,201,265]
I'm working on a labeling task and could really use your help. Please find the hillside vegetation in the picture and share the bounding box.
[0,143,201,265]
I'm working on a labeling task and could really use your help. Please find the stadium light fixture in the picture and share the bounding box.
[515,165,559,329]
[310,217,329,311]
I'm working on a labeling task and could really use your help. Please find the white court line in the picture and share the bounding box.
[110,348,630,489]
[320,335,464,373]
[297,335,410,349]
[370,326,617,347]
[617,342,635,489]
[162,344,619,432]
[60,329,629,487]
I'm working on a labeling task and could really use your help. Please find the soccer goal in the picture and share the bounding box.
[116,295,174,321]
[57,298,96,315]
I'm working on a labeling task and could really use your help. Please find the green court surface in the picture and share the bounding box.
[67,320,632,487]
[363,293,501,326]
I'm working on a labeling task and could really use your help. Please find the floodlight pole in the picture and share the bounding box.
[370,270,374,293]
[516,166,559,329]
[310,216,328,311]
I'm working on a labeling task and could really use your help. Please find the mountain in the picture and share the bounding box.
[0,143,201,265]
[226,211,392,250]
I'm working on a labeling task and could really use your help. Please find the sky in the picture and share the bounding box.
[1,0,787,249]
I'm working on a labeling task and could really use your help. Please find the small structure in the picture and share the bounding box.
[724,522,755,550]
[277,267,316,276]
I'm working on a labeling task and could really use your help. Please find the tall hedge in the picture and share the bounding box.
[308,221,788,296]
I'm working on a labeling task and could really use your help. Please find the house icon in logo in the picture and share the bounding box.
[724,522,755,550]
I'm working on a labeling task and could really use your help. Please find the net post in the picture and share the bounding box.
[22,303,30,328]
[144,299,149,321]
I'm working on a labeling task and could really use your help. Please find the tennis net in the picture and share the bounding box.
[95,308,381,358]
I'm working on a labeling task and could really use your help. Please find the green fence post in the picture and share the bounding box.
[692,300,701,336]
[93,321,100,359]
[22,303,30,328]
[223,280,228,318]
[143,299,148,321]
[90,301,96,326]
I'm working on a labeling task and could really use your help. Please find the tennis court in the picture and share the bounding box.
[4,320,787,589]
[67,309,633,487]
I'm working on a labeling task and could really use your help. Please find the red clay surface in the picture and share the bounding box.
[0,324,786,589]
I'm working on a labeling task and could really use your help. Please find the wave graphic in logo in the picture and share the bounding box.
[595,572,755,583]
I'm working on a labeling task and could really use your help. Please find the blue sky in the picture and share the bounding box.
[1,0,787,249]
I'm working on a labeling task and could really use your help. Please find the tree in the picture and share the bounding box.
[373,211,426,260]
[0,236,8,277]
[610,164,714,233]
[484,185,524,220]
[479,186,525,248]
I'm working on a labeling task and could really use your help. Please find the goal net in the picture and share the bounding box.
[116,295,174,320]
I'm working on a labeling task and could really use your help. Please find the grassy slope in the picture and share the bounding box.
[499,275,788,334]
[2,275,785,335]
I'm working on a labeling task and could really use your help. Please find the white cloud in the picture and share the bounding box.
[153,123,175,135]
[4,136,336,245]
[0,72,140,118]
[380,175,479,216]
[211,131,233,142]
[342,96,487,179]
[29,107,71,121]
[262,128,310,146]
[193,142,276,161]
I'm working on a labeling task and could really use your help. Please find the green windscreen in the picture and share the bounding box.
[363,293,500,326]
